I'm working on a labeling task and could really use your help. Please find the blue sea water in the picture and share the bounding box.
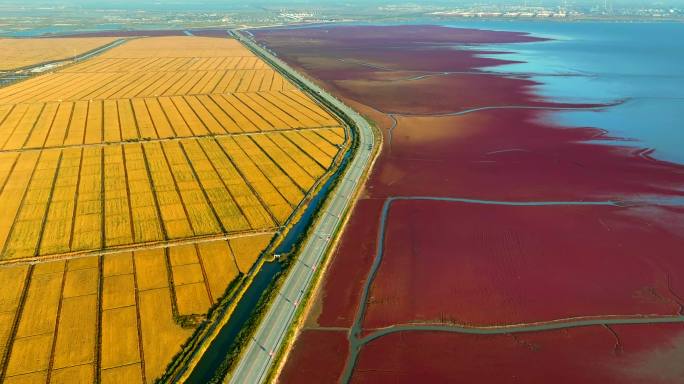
[4,19,682,163]
[441,20,684,164]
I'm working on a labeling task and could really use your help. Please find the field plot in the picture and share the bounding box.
[0,95,339,150]
[0,34,347,383]
[350,324,684,384]
[0,236,276,383]
[0,36,346,262]
[0,37,306,105]
[0,37,119,70]
[279,330,349,384]
[0,134,342,261]
[363,201,684,329]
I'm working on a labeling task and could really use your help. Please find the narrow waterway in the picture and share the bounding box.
[184,128,355,382]
[185,261,282,383]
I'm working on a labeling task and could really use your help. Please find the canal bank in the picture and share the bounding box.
[158,29,362,383]
[184,130,357,383]
[226,28,378,384]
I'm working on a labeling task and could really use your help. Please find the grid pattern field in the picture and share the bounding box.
[0,69,299,104]
[0,234,271,383]
[0,35,346,262]
[0,34,347,383]
[0,92,339,150]
[0,130,343,261]
[0,37,119,71]
[0,37,302,104]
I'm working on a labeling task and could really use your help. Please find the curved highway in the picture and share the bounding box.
[227,30,377,384]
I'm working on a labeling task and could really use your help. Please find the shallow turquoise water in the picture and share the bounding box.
[441,20,684,164]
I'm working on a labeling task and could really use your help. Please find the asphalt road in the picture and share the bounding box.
[227,30,376,383]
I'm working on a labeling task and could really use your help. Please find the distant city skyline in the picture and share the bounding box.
[2,0,682,37]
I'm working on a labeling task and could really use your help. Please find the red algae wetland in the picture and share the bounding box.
[350,324,684,384]
[278,329,349,383]
[364,200,684,329]
[251,24,684,383]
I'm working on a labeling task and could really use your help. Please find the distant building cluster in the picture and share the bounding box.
[431,8,575,19]
[427,4,682,20]
[0,2,682,36]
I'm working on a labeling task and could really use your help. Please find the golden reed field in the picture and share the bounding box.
[0,36,347,383]
[0,38,120,71]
